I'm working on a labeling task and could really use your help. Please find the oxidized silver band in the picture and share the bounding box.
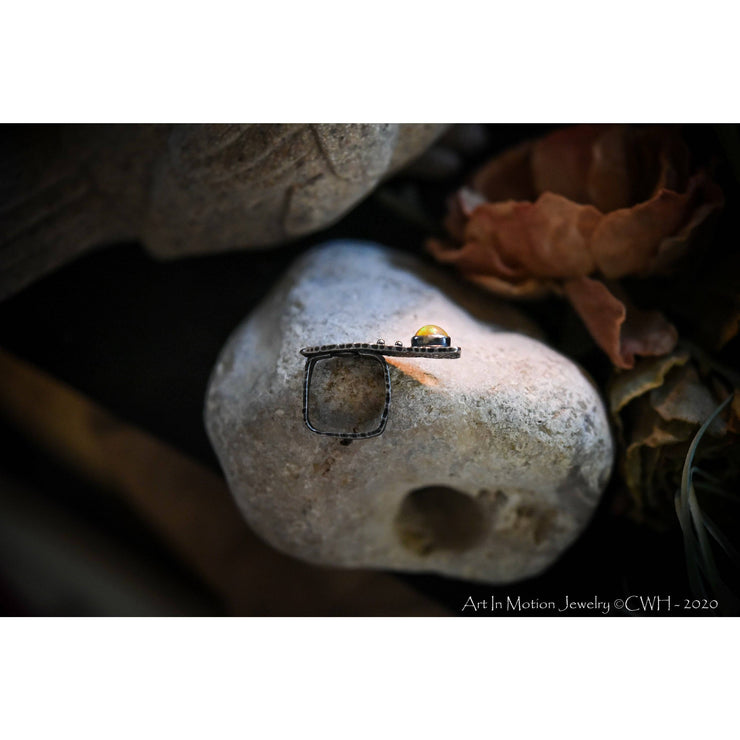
[300,325,461,439]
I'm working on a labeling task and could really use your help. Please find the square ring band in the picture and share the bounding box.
[300,325,461,439]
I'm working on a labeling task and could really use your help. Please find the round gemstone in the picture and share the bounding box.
[411,324,451,347]
[415,324,448,337]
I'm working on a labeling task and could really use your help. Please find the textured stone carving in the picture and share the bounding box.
[0,124,446,299]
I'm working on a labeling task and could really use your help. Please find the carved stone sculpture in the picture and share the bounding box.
[1,124,446,299]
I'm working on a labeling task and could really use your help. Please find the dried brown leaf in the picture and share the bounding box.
[649,363,726,434]
[608,350,691,415]
[563,277,678,369]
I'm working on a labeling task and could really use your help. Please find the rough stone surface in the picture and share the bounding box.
[205,241,614,584]
[0,124,446,299]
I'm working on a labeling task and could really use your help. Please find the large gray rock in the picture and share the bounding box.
[205,241,614,584]
[0,124,445,299]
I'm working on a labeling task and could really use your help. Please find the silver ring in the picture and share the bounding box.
[300,325,461,439]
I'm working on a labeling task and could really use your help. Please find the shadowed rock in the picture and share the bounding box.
[0,124,445,299]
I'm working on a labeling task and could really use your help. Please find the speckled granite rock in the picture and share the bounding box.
[205,241,614,584]
[0,124,445,299]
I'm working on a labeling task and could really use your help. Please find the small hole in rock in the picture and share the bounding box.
[395,486,487,556]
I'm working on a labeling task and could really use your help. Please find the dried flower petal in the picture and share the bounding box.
[650,363,726,433]
[563,277,678,369]
[608,350,691,415]
[590,173,722,278]
[428,125,724,368]
[531,125,612,207]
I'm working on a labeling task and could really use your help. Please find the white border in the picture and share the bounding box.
[2,2,739,122]
[1,618,737,739]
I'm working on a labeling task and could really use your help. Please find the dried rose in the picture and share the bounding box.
[428,125,724,368]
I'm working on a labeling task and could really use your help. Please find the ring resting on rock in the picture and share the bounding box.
[300,325,462,439]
